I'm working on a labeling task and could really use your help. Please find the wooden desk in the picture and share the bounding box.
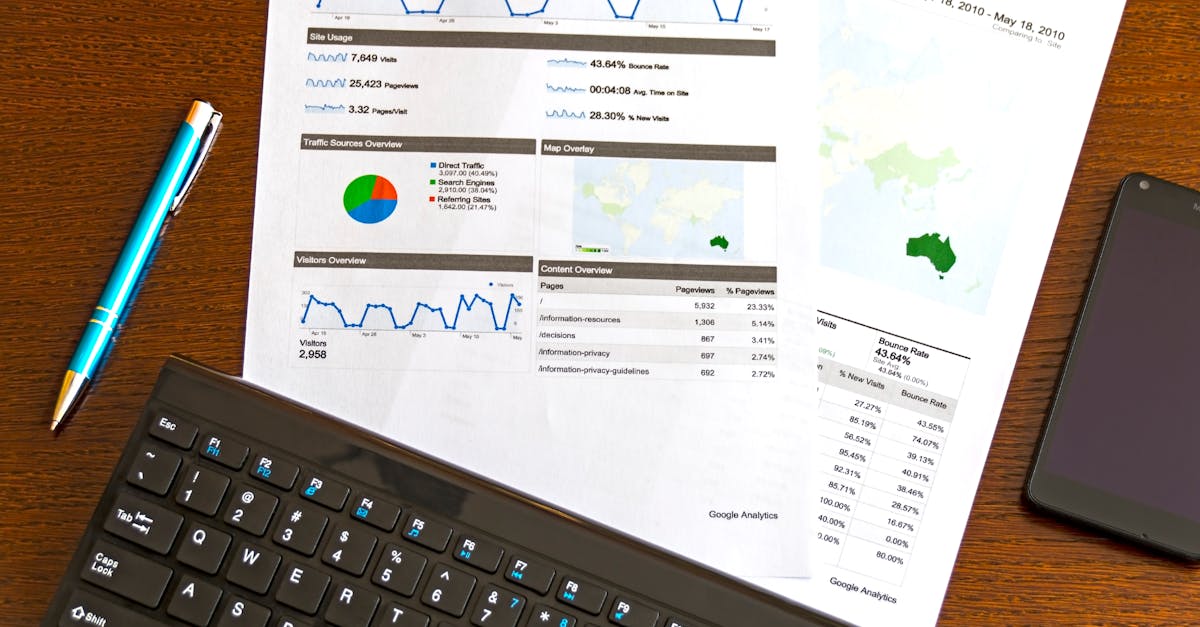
[1,1,1196,624]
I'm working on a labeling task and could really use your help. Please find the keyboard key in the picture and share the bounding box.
[299,473,350,511]
[350,494,402,531]
[176,464,231,516]
[216,596,271,627]
[251,453,299,490]
[454,535,504,573]
[201,433,249,470]
[278,617,314,627]
[274,502,329,556]
[149,413,198,449]
[59,588,162,627]
[325,582,380,627]
[504,555,555,594]
[375,602,430,627]
[402,513,452,552]
[664,618,699,627]
[470,584,525,627]
[557,577,608,615]
[177,521,233,574]
[227,541,282,594]
[323,523,378,576]
[608,598,658,627]
[224,485,279,536]
[103,491,184,554]
[79,540,172,608]
[125,443,182,495]
[526,604,576,627]
[167,575,224,626]
[276,562,331,615]
[372,543,427,597]
[421,563,477,618]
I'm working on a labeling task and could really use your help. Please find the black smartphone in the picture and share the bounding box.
[1026,173,1200,559]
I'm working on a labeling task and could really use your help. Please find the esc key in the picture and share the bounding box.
[149,414,198,450]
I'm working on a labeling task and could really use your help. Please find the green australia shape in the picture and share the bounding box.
[906,233,957,279]
[710,235,730,251]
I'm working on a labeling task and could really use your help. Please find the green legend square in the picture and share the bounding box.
[429,179,436,185]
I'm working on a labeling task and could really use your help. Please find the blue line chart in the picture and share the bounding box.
[304,104,347,113]
[307,52,349,62]
[301,293,524,331]
[314,0,748,23]
[505,0,549,17]
[546,109,586,119]
[306,78,347,88]
[547,58,588,68]
[546,83,586,94]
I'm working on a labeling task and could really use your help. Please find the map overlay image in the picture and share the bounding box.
[573,158,745,261]
[818,2,1029,313]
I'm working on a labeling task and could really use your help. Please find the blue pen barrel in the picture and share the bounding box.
[66,118,203,377]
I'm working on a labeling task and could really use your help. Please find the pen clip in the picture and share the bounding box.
[172,109,223,215]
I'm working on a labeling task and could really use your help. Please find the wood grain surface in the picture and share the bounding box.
[1,1,1197,624]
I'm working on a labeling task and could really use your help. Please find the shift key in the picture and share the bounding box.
[80,540,173,608]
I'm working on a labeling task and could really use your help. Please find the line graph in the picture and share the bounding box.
[305,103,347,113]
[546,109,586,119]
[313,0,751,23]
[547,58,588,68]
[307,52,349,62]
[546,83,586,94]
[306,78,347,88]
[301,292,524,331]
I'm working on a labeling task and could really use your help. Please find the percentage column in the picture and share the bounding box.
[815,381,883,557]
[813,316,969,585]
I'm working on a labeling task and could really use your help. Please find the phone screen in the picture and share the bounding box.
[1029,175,1200,551]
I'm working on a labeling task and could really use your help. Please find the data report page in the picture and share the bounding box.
[244,1,817,577]
[752,0,1126,625]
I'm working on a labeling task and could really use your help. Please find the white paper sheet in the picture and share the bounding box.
[752,0,1126,624]
[244,1,817,577]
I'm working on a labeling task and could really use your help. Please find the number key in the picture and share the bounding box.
[273,503,328,556]
[223,485,279,536]
[525,604,575,627]
[322,523,378,576]
[372,543,427,597]
[176,465,230,516]
[421,563,476,618]
[470,584,524,627]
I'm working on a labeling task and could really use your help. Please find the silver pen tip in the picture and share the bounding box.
[52,371,89,431]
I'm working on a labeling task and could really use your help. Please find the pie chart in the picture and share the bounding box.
[343,174,398,224]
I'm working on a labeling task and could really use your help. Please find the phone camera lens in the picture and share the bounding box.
[1139,180,1151,190]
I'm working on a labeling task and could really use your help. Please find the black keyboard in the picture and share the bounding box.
[44,356,844,627]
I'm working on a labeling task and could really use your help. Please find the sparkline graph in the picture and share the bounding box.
[547,83,586,94]
[314,0,750,23]
[301,292,524,331]
[305,103,347,113]
[308,52,349,62]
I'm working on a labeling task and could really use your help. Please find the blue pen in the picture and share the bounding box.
[52,100,222,431]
